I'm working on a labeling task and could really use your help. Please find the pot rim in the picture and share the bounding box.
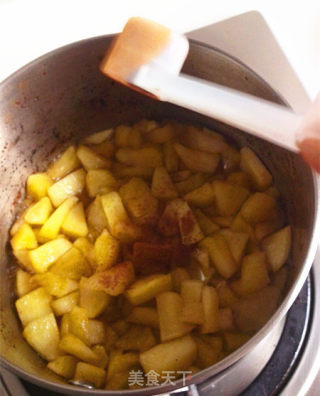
[0,33,319,395]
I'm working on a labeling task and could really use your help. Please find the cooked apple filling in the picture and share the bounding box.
[10,121,291,389]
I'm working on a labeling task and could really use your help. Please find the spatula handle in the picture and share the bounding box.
[133,67,302,152]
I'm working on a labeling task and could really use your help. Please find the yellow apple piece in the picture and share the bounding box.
[94,229,119,271]
[59,334,99,364]
[73,362,106,389]
[262,226,292,272]
[156,291,194,342]
[127,307,159,328]
[77,145,111,170]
[181,126,227,153]
[38,196,78,240]
[201,286,219,334]
[240,147,272,191]
[86,169,117,197]
[175,172,207,195]
[27,173,53,200]
[51,290,79,316]
[175,199,204,245]
[231,252,270,297]
[116,147,162,168]
[11,223,38,250]
[86,196,109,236]
[86,261,135,296]
[184,183,215,208]
[140,335,197,374]
[61,202,88,238]
[15,287,52,327]
[50,246,92,280]
[200,234,237,279]
[47,355,78,379]
[151,166,178,200]
[173,143,220,173]
[29,238,72,273]
[79,277,111,318]
[23,313,60,360]
[240,192,276,224]
[15,269,37,297]
[125,273,172,305]
[24,197,53,225]
[119,177,159,225]
[163,140,179,172]
[48,169,86,207]
[212,180,249,216]
[47,146,81,180]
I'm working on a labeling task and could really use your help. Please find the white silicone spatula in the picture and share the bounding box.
[100,17,303,153]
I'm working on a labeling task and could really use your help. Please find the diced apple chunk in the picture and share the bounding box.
[11,223,38,250]
[115,325,156,352]
[157,291,194,342]
[175,199,204,245]
[47,146,80,180]
[47,355,78,379]
[23,313,60,360]
[175,173,207,195]
[77,145,111,170]
[32,272,79,298]
[140,335,197,374]
[50,246,92,280]
[181,302,205,325]
[151,166,177,200]
[15,269,36,297]
[119,177,159,225]
[86,169,117,198]
[240,147,272,191]
[200,234,237,279]
[94,228,120,270]
[101,191,141,243]
[180,280,203,303]
[174,143,220,173]
[29,238,72,273]
[24,197,53,225]
[74,237,95,268]
[194,209,220,235]
[212,180,249,216]
[181,126,227,153]
[116,147,162,168]
[240,192,276,224]
[86,261,135,296]
[184,183,215,208]
[59,334,99,364]
[38,196,78,240]
[163,141,179,172]
[86,196,109,236]
[125,273,172,305]
[15,287,52,327]
[51,290,79,316]
[201,286,219,334]
[262,226,291,272]
[27,173,53,200]
[61,202,88,238]
[74,362,106,388]
[79,277,111,318]
[48,169,86,207]
[127,307,159,328]
[219,229,249,263]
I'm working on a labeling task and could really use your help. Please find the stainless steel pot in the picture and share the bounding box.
[0,35,319,395]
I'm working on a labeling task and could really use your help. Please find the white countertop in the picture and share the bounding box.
[0,0,319,100]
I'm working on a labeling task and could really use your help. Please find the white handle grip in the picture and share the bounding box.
[133,67,302,152]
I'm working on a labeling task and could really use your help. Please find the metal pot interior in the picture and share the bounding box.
[0,36,318,395]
